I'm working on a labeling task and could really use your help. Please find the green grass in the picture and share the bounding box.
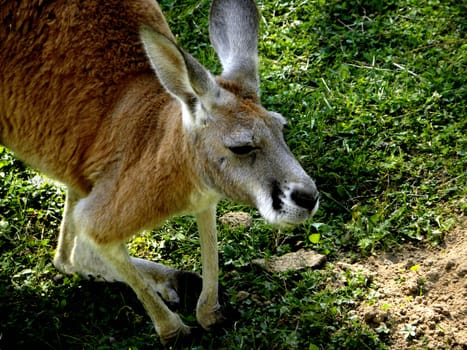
[1,0,466,349]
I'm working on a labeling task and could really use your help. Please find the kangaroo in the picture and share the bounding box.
[0,0,319,344]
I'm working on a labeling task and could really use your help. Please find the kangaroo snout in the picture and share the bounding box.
[264,179,319,226]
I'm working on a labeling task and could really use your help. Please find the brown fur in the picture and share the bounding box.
[0,0,200,244]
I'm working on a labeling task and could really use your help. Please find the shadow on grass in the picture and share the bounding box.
[0,277,155,349]
[0,271,239,350]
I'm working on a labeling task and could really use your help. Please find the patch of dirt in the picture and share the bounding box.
[340,217,466,349]
[226,211,466,348]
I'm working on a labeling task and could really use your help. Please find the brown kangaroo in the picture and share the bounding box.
[0,0,319,344]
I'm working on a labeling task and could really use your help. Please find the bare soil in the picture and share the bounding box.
[222,211,466,349]
[343,217,466,350]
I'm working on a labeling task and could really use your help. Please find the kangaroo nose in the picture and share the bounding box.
[291,189,319,212]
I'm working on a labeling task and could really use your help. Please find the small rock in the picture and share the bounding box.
[219,211,252,228]
[363,308,388,325]
[404,280,420,295]
[236,291,250,302]
[364,310,377,323]
[253,249,326,273]
[445,260,457,271]
[374,311,388,324]
[426,270,441,283]
[433,304,451,317]
[53,274,64,283]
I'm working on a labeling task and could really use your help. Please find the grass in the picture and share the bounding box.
[1,0,465,349]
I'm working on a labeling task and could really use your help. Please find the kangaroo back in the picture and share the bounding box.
[0,0,173,194]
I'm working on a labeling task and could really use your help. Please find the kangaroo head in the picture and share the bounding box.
[141,0,319,225]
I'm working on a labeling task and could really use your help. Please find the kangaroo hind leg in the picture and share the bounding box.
[68,186,192,343]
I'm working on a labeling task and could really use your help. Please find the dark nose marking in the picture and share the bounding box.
[291,190,318,211]
[271,181,284,210]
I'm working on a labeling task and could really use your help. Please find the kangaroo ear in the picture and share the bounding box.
[140,26,218,111]
[209,0,259,96]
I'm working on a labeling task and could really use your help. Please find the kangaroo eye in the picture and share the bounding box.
[228,145,257,155]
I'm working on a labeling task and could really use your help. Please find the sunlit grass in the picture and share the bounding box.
[1,0,465,348]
